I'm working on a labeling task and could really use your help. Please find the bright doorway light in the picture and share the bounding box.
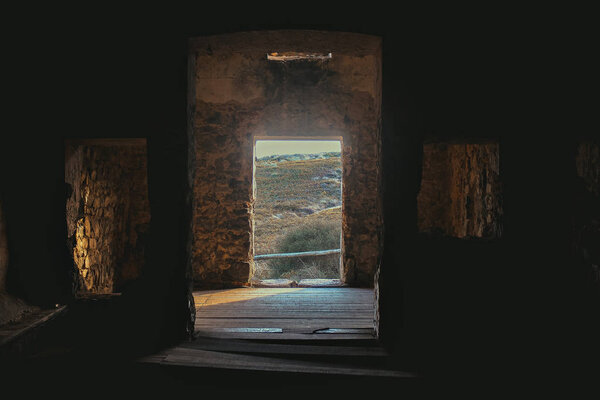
[253,139,343,283]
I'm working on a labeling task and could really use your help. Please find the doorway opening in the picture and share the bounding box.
[186,30,383,346]
[251,138,343,287]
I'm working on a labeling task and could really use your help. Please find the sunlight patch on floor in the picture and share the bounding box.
[193,287,304,306]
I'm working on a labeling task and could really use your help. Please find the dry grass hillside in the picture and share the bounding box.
[253,154,342,280]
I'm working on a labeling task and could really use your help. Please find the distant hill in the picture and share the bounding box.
[254,155,342,218]
[253,155,342,251]
[253,154,342,280]
[257,152,341,163]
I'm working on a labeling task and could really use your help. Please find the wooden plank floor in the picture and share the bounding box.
[140,288,417,378]
[142,346,415,378]
[0,306,67,347]
[193,287,375,340]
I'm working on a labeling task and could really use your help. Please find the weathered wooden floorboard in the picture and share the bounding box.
[191,332,374,340]
[137,288,417,376]
[0,306,67,346]
[193,287,375,340]
[196,308,374,314]
[158,347,414,378]
[194,317,374,327]
[196,303,374,309]
[196,306,372,312]
[193,287,373,295]
[182,337,389,357]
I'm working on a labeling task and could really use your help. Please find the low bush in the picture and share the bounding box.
[266,220,341,279]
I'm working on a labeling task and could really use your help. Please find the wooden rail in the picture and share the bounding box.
[253,249,341,261]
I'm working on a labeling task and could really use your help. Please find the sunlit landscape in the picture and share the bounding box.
[253,140,342,281]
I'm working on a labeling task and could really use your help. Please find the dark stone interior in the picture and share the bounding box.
[1,7,597,393]
[65,139,150,294]
[417,141,502,238]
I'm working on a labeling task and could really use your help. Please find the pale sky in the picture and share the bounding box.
[255,140,340,158]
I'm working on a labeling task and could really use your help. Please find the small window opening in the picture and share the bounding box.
[252,139,343,287]
[267,52,332,61]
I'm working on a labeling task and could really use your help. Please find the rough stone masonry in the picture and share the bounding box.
[188,31,382,287]
[417,142,503,238]
[65,141,150,294]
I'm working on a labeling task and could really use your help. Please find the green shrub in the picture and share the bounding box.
[267,221,341,279]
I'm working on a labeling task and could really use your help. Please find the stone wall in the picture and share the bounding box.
[65,141,150,294]
[0,197,7,292]
[576,141,600,197]
[0,195,38,326]
[573,140,600,286]
[417,142,502,238]
[189,31,382,287]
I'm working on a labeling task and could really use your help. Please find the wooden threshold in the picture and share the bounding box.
[180,336,389,357]
[140,346,414,378]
